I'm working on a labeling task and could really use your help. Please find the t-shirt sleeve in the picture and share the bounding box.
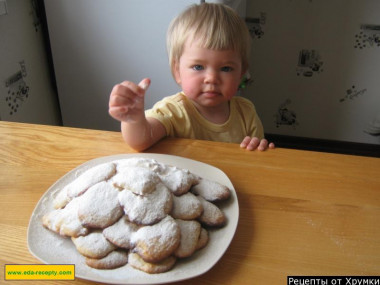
[145,97,192,138]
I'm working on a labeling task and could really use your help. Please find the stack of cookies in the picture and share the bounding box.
[42,157,231,274]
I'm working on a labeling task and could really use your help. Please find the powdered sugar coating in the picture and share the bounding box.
[85,250,128,269]
[112,166,160,195]
[53,187,70,209]
[42,195,88,237]
[191,178,231,202]
[171,192,203,220]
[114,158,165,173]
[78,181,123,229]
[118,183,172,225]
[197,196,226,227]
[159,167,199,195]
[132,215,180,263]
[174,219,201,258]
[72,231,116,259]
[103,216,139,249]
[128,252,176,274]
[54,162,116,208]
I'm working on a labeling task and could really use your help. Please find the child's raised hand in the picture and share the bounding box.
[108,78,151,123]
[240,136,275,151]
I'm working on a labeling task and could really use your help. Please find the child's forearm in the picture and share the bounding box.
[121,120,153,151]
[120,117,165,152]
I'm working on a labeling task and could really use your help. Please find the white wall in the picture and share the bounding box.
[0,0,61,125]
[243,0,380,145]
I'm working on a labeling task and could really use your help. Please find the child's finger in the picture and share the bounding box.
[240,136,251,148]
[109,91,133,107]
[109,106,127,120]
[138,78,151,91]
[257,139,268,151]
[117,81,144,98]
[247,137,260,150]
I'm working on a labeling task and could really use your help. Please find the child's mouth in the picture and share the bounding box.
[202,91,220,98]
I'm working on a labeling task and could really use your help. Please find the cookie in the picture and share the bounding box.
[132,215,180,263]
[112,166,160,195]
[191,178,231,202]
[159,167,199,195]
[118,182,172,225]
[42,196,89,237]
[72,231,116,259]
[85,250,128,270]
[53,187,70,209]
[54,162,116,208]
[128,252,176,274]
[197,196,226,227]
[114,157,162,172]
[77,181,123,229]
[195,228,209,251]
[174,219,201,258]
[171,192,203,220]
[103,216,139,249]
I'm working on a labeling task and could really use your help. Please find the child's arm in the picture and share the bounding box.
[240,136,275,151]
[108,78,166,151]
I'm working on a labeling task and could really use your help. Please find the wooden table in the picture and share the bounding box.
[1,121,379,285]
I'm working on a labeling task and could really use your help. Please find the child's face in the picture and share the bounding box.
[174,39,245,108]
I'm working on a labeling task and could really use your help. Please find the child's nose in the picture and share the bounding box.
[204,69,219,84]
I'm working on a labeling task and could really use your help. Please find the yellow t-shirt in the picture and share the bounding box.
[145,92,264,143]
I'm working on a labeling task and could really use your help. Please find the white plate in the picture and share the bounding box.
[27,153,239,284]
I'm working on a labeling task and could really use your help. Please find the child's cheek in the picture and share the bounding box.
[181,82,198,99]
[226,85,239,100]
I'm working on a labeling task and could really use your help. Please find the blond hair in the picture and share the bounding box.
[167,3,251,75]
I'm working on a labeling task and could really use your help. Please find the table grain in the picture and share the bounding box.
[1,121,379,285]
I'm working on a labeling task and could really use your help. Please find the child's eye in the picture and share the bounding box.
[221,66,233,72]
[192,65,204,71]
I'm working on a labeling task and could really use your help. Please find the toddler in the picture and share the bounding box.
[109,3,274,151]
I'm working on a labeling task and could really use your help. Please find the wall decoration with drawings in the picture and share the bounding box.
[243,0,380,145]
[4,61,30,116]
